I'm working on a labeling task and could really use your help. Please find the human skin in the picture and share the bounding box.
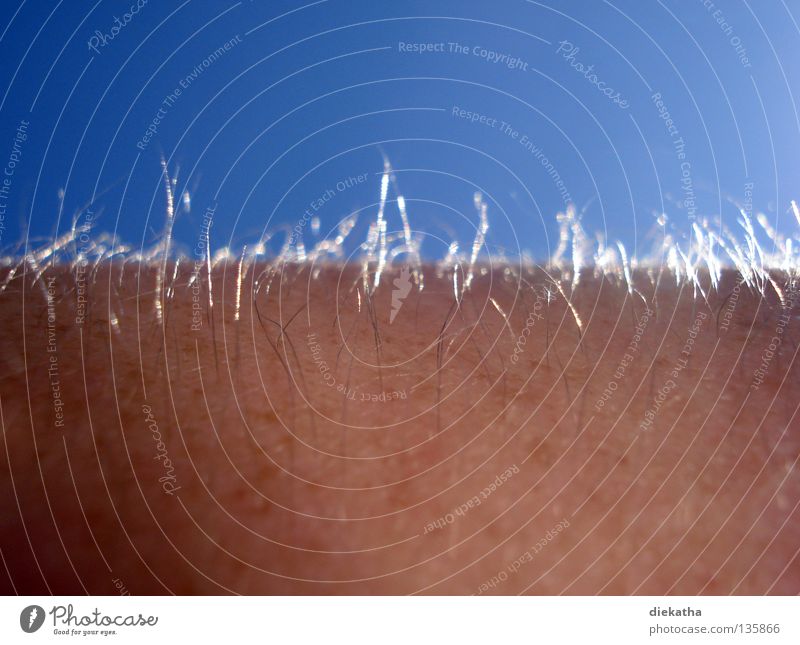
[0,261,798,595]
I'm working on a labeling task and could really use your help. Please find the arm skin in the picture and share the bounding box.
[0,261,798,595]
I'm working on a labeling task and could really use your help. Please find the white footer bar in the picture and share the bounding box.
[1,596,796,644]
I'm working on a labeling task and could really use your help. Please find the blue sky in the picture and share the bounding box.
[1,0,798,261]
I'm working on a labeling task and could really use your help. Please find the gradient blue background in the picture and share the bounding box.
[1,0,798,261]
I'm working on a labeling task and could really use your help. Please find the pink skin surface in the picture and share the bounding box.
[1,264,798,594]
